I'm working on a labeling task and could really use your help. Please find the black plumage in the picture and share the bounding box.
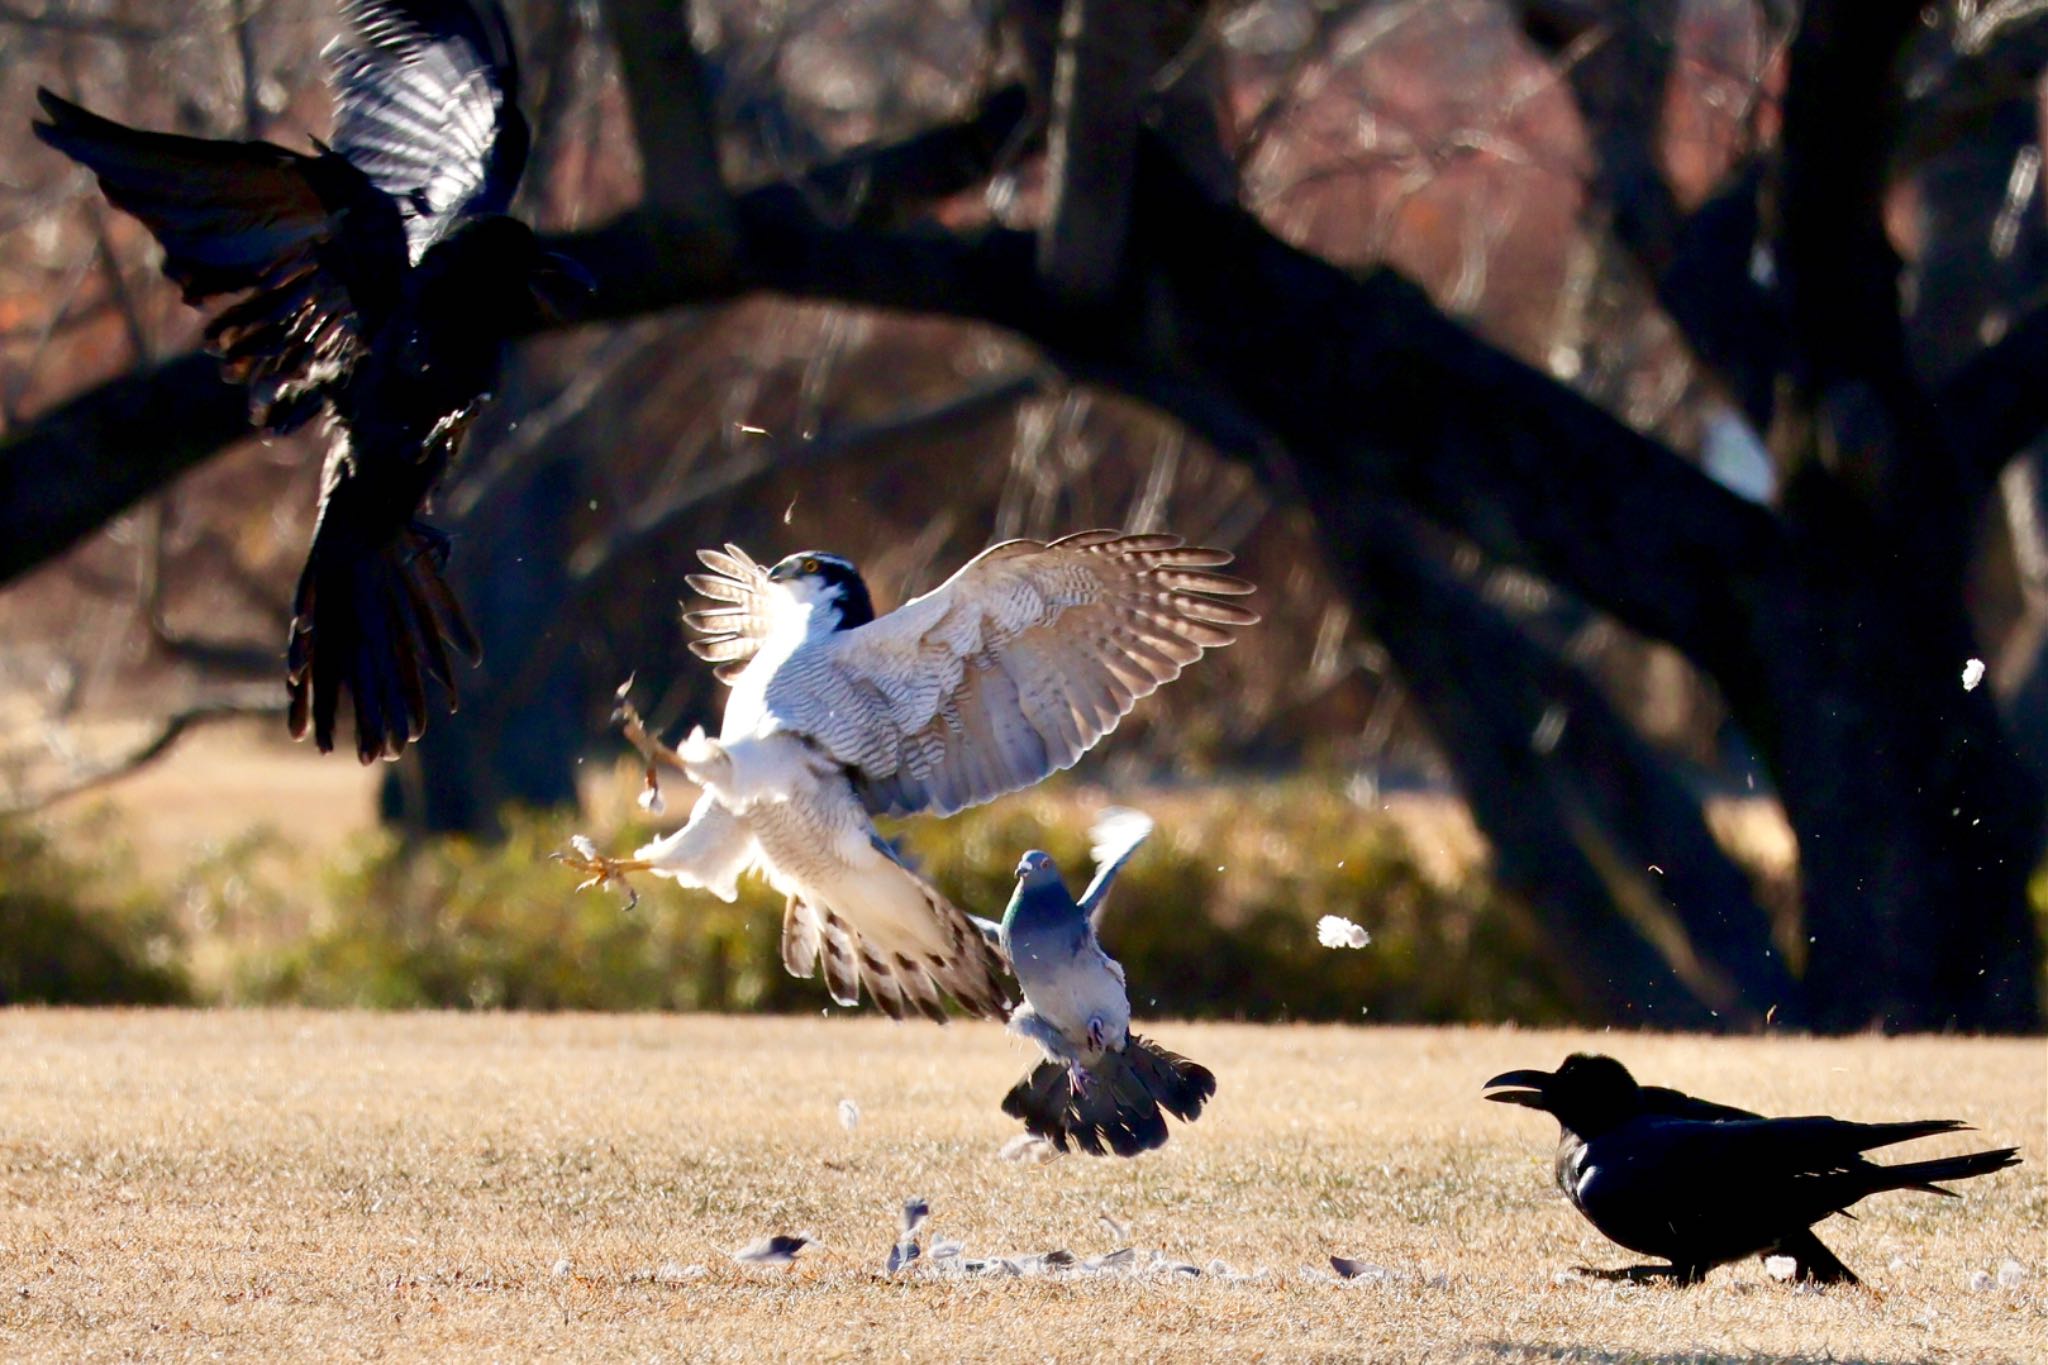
[1485,1053,2021,1285]
[33,0,586,761]
[1001,1035,1215,1158]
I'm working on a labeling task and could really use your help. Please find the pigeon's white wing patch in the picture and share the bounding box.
[766,532,1257,817]
[1080,807,1154,928]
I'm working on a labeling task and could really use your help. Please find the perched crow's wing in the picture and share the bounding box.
[32,90,400,427]
[1079,807,1154,930]
[682,545,778,684]
[1638,1084,1763,1124]
[774,531,1258,818]
[327,0,528,261]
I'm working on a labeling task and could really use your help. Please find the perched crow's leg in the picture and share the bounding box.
[1572,1264,1692,1284]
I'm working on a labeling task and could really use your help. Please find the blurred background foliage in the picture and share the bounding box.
[3,773,1599,1021]
[5,0,2048,1027]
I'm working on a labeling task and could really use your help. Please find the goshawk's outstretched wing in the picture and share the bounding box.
[327,0,529,262]
[767,530,1258,817]
[682,544,777,683]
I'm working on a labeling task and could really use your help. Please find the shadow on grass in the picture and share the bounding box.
[1485,1346,1942,1365]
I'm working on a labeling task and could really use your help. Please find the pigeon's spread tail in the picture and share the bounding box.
[288,520,478,763]
[1002,1034,1216,1158]
[1867,1144,2021,1198]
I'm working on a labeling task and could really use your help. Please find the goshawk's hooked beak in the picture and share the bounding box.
[1483,1068,1555,1109]
[767,561,797,582]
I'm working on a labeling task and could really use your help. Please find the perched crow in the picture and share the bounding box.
[1486,1053,2021,1285]
[34,0,587,762]
[992,809,1215,1157]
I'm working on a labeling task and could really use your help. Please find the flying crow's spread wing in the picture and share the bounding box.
[732,531,1257,817]
[31,91,401,431]
[327,0,529,262]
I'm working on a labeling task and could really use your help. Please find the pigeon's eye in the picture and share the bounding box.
[801,557,821,575]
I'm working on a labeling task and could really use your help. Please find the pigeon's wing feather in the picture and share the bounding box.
[771,532,1257,817]
[1079,807,1153,929]
[32,90,401,427]
[682,545,777,684]
[327,0,528,261]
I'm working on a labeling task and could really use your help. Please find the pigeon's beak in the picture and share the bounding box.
[1483,1069,1554,1109]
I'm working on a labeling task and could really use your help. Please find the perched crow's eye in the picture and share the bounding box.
[802,557,821,574]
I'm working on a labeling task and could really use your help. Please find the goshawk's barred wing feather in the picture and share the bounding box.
[780,888,1008,1022]
[771,531,1258,817]
[31,90,401,431]
[683,544,777,684]
[327,0,528,262]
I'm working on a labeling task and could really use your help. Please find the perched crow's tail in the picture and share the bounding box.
[1772,1228,1860,1286]
[1002,1035,1216,1158]
[287,520,477,763]
[1867,1145,2021,1198]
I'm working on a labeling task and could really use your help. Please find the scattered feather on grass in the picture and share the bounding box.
[998,1133,1058,1163]
[733,1235,811,1266]
[837,1098,861,1131]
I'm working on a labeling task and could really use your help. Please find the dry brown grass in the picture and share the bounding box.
[0,1013,2039,1362]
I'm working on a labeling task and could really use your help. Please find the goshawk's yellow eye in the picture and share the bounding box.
[801,557,821,574]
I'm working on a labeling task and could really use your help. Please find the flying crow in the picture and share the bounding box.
[991,808,1215,1157]
[1485,1053,2021,1285]
[34,0,586,761]
[559,532,1256,1021]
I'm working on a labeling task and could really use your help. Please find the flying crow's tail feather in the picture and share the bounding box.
[1002,1035,1215,1158]
[287,520,477,762]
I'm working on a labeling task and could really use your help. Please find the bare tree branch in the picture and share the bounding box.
[0,352,249,583]
[0,82,1038,586]
[605,0,741,265]
[2,689,280,816]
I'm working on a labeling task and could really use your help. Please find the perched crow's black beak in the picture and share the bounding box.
[1484,1069,1554,1109]
[528,251,597,322]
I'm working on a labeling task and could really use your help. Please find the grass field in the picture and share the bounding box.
[0,1014,2039,1362]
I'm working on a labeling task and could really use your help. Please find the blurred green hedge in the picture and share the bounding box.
[0,814,187,1005]
[200,784,1577,1022]
[6,784,1585,1020]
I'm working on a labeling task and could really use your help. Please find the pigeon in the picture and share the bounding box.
[990,808,1216,1157]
